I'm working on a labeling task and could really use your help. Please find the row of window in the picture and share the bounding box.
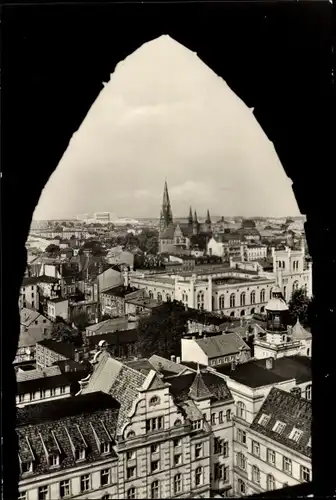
[236,451,310,482]
[18,469,205,500]
[210,410,232,425]
[210,356,236,366]
[17,386,67,403]
[197,289,270,310]
[277,260,301,271]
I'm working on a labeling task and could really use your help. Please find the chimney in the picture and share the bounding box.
[266,357,274,370]
[231,360,236,371]
[176,356,181,364]
[171,355,176,362]
[65,363,70,373]
[74,350,80,363]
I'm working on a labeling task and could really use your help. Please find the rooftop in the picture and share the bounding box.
[215,355,311,388]
[194,332,250,358]
[85,329,139,349]
[85,317,133,334]
[48,297,68,304]
[250,387,311,458]
[22,275,59,286]
[167,371,233,405]
[37,339,76,359]
[101,285,138,298]
[16,370,88,395]
[125,296,160,309]
[16,393,120,478]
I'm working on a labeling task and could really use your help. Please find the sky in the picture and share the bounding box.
[33,35,301,220]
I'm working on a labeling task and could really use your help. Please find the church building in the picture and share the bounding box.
[159,180,213,254]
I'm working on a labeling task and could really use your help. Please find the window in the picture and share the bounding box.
[192,420,202,430]
[126,431,135,439]
[283,456,292,475]
[157,292,162,302]
[101,442,111,454]
[149,395,160,406]
[283,286,287,299]
[127,487,136,499]
[267,448,276,465]
[250,291,256,304]
[219,295,225,309]
[151,481,159,499]
[32,301,35,308]
[174,473,182,494]
[252,441,260,456]
[174,419,182,427]
[195,443,203,458]
[50,388,56,397]
[149,291,154,299]
[150,444,159,454]
[75,447,86,461]
[30,392,36,401]
[289,427,303,442]
[211,413,216,425]
[214,464,229,482]
[230,293,235,308]
[258,413,270,426]
[273,421,286,434]
[197,291,205,310]
[290,387,301,397]
[300,465,310,482]
[100,468,110,486]
[218,411,223,424]
[18,393,24,403]
[146,417,164,433]
[267,474,276,490]
[49,454,60,467]
[173,438,182,447]
[237,452,246,470]
[226,409,231,421]
[236,479,246,496]
[80,474,90,492]
[174,454,182,466]
[305,384,312,400]
[21,461,33,473]
[223,441,229,457]
[195,466,203,486]
[38,486,49,500]
[151,460,159,472]
[240,292,246,306]
[60,386,66,394]
[214,437,222,454]
[252,465,260,484]
[127,466,136,479]
[60,480,70,498]
[260,289,265,302]
[237,428,247,444]
[40,389,46,398]
[18,492,27,500]
[237,401,246,419]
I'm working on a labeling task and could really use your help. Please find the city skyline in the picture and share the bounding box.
[33,35,301,221]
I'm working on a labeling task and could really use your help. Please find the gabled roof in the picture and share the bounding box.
[85,317,131,334]
[160,223,193,239]
[195,332,250,358]
[250,387,311,458]
[20,308,43,327]
[16,370,87,395]
[291,318,311,340]
[167,371,232,404]
[16,365,62,382]
[82,353,147,432]
[188,372,214,400]
[148,354,187,376]
[101,285,138,298]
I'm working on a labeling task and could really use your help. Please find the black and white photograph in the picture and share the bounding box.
[2,1,334,499]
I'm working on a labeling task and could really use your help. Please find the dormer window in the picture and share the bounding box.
[49,454,60,467]
[258,414,270,426]
[289,427,303,442]
[273,421,286,434]
[101,442,111,455]
[75,447,86,461]
[192,420,203,431]
[21,461,33,474]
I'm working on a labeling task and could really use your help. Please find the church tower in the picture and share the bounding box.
[193,210,199,235]
[205,209,212,233]
[159,179,173,232]
[188,206,193,226]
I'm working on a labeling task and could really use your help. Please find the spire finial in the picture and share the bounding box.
[197,362,200,374]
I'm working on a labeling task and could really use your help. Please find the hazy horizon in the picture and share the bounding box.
[33,35,302,221]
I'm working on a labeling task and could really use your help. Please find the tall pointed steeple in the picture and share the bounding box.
[188,206,193,225]
[159,179,173,232]
[205,209,211,224]
[193,210,199,235]
[194,210,198,224]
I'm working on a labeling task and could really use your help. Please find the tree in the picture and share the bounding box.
[136,301,188,358]
[45,244,60,255]
[51,319,83,346]
[288,287,312,326]
[72,312,90,331]
[138,229,159,254]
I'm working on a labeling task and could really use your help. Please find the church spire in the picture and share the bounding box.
[188,206,193,225]
[194,210,198,224]
[205,209,211,224]
[160,179,173,232]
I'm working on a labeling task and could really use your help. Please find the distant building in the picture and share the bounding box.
[94,212,111,223]
[36,339,76,369]
[84,317,136,338]
[100,286,142,318]
[106,247,134,268]
[47,297,69,322]
[181,333,251,368]
[15,309,53,365]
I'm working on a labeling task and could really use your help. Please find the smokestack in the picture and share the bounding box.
[171,355,176,362]
[176,357,181,364]
[231,360,236,371]
[74,350,80,363]
[266,357,274,370]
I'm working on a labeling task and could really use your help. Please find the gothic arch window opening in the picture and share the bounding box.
[230,293,235,308]
[250,290,256,304]
[219,294,225,309]
[240,292,246,306]
[197,291,204,310]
